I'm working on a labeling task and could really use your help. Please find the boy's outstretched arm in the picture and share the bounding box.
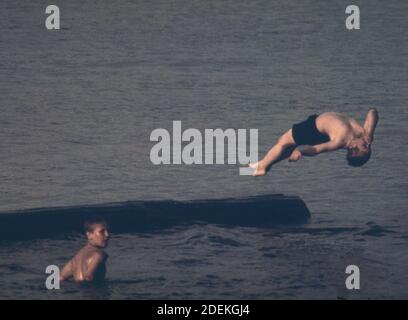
[60,259,74,282]
[364,108,379,143]
[289,140,343,161]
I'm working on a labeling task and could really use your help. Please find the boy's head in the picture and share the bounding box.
[83,216,110,248]
[347,138,371,167]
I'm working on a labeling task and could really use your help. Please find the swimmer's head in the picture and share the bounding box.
[84,216,110,248]
[347,138,371,167]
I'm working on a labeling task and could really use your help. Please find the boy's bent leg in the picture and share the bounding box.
[251,129,297,176]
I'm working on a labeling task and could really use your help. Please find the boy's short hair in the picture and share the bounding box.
[347,149,371,167]
[83,215,108,234]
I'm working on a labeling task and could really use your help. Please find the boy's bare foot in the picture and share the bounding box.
[249,161,267,177]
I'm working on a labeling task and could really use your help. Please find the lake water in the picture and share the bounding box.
[0,0,407,299]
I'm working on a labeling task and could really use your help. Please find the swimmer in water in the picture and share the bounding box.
[60,216,110,282]
[250,108,379,176]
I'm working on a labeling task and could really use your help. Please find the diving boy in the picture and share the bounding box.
[251,109,379,176]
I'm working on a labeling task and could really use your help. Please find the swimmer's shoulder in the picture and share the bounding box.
[86,247,107,263]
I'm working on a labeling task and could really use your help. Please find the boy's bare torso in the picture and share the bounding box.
[63,244,107,282]
[316,112,365,147]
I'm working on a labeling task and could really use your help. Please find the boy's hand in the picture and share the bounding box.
[288,149,302,162]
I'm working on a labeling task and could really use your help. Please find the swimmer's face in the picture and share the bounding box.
[348,139,370,158]
[346,138,372,167]
[87,223,110,248]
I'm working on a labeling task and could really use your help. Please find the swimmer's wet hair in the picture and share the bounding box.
[347,150,371,167]
[83,215,108,234]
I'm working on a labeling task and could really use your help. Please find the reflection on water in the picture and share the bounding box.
[77,282,112,300]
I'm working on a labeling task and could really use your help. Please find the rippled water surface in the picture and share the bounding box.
[0,0,407,299]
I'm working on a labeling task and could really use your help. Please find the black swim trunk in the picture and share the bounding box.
[292,114,330,146]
